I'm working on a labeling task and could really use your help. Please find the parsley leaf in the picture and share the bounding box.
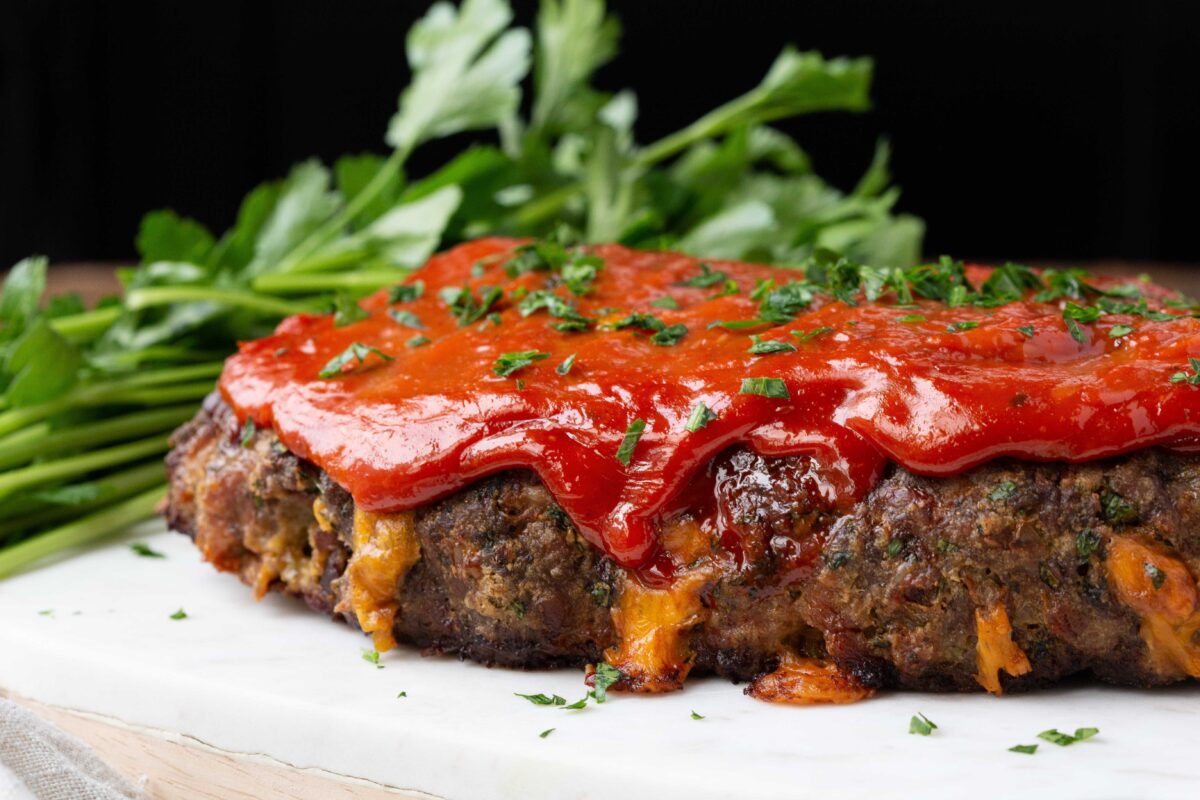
[130,542,165,558]
[318,343,394,379]
[747,335,797,355]
[1038,727,1099,746]
[615,419,646,466]
[685,402,717,433]
[169,608,188,621]
[556,353,576,375]
[739,377,789,399]
[333,294,369,327]
[650,323,688,346]
[515,692,567,706]
[1009,744,1038,755]
[539,727,556,738]
[592,661,622,703]
[492,350,550,377]
[651,295,679,310]
[675,263,728,288]
[908,713,937,736]
[387,281,425,304]
[388,309,426,329]
[690,710,705,720]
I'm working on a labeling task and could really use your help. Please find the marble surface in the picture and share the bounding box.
[1,524,1197,800]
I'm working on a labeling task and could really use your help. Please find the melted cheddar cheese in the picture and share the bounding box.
[1106,535,1200,677]
[747,651,874,705]
[973,600,1032,694]
[331,505,421,652]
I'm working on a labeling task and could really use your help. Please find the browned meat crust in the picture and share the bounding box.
[166,394,1200,690]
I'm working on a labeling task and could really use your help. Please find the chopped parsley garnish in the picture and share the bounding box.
[1100,489,1137,525]
[333,294,369,327]
[614,312,665,332]
[518,290,592,329]
[739,377,789,399]
[615,420,646,466]
[556,353,576,375]
[169,608,187,620]
[897,314,926,323]
[318,343,394,379]
[989,480,1017,501]
[492,350,550,378]
[1063,302,1100,343]
[441,284,502,326]
[1037,727,1099,746]
[1145,562,1167,589]
[1009,744,1038,755]
[240,418,257,448]
[1075,529,1101,559]
[936,538,958,553]
[592,662,623,703]
[406,334,431,348]
[515,692,567,706]
[387,281,424,304]
[650,323,688,346]
[886,538,903,557]
[130,542,165,558]
[675,262,727,288]
[560,696,589,710]
[908,713,937,736]
[562,253,604,296]
[387,309,425,329]
[1017,324,1036,338]
[361,648,383,668]
[708,279,740,299]
[651,295,679,310]
[690,710,705,720]
[1169,357,1200,386]
[747,336,797,355]
[1108,324,1134,339]
[791,326,833,342]
[750,278,775,301]
[945,320,980,333]
[539,728,556,738]
[685,402,717,433]
[758,281,816,322]
[708,319,767,331]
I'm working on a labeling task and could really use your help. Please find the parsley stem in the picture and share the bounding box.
[125,286,314,318]
[48,306,123,343]
[0,435,169,503]
[0,405,195,471]
[275,145,413,273]
[0,364,221,439]
[252,269,410,295]
[0,486,165,578]
[0,462,166,545]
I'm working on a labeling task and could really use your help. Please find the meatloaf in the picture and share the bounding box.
[166,392,1200,694]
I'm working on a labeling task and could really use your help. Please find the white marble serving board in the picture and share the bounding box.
[0,523,1197,800]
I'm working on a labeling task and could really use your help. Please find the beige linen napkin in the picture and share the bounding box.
[0,698,141,800]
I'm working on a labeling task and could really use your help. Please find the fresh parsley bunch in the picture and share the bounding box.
[0,0,920,575]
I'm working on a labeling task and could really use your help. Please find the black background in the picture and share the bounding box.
[1,0,1197,267]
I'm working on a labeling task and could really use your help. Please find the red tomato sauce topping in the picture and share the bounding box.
[220,238,1200,575]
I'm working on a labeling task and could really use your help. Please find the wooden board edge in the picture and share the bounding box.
[1,689,443,800]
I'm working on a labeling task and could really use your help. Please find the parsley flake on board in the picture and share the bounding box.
[169,608,187,620]
[129,542,165,558]
[739,377,789,399]
[908,713,937,736]
[615,420,646,466]
[691,710,705,720]
[515,693,567,706]
[685,402,717,433]
[396,691,408,698]
[1038,727,1099,746]
[492,350,550,378]
[362,648,384,668]
[1009,744,1038,755]
[539,728,556,739]
[318,343,394,379]
[591,662,623,703]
